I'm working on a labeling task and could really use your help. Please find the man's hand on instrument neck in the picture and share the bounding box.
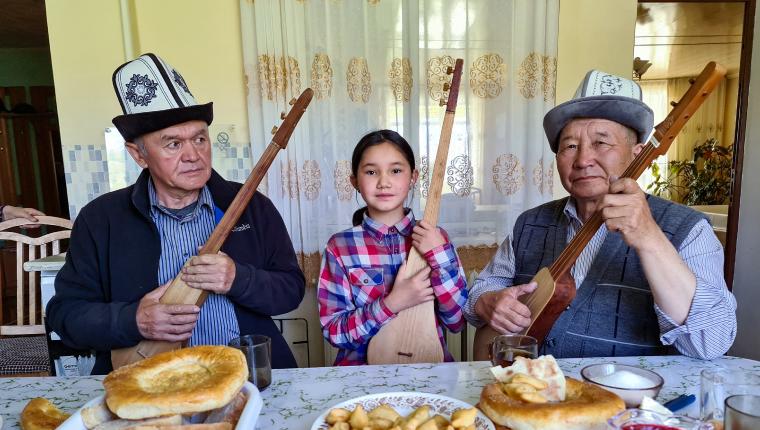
[598,177,666,253]
[599,176,696,325]
[181,252,237,294]
[474,282,537,334]
[136,281,200,342]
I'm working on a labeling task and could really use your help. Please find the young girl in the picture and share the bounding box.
[318,129,468,365]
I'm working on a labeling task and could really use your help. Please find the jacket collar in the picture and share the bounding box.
[131,169,237,220]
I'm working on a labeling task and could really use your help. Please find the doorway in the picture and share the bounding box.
[634,0,755,287]
[0,0,68,326]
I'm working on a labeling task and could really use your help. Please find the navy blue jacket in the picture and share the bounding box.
[47,169,305,374]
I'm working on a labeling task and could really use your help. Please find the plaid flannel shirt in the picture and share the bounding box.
[318,210,468,366]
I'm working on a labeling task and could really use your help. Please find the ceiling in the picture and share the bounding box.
[635,2,745,80]
[0,0,49,49]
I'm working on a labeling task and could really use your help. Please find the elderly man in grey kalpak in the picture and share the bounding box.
[463,70,736,360]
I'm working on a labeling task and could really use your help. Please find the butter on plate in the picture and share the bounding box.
[640,396,673,415]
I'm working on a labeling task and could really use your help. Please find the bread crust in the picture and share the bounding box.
[479,377,625,430]
[82,398,117,429]
[20,398,71,430]
[104,346,248,419]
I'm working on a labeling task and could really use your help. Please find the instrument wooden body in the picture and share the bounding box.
[111,89,314,369]
[473,62,727,360]
[367,59,464,365]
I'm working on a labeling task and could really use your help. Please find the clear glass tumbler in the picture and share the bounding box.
[229,334,272,390]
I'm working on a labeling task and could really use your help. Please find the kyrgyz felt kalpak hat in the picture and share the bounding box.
[111,53,213,142]
[543,70,654,153]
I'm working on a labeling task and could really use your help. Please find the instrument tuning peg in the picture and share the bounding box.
[271,126,279,135]
[439,98,447,107]
[670,101,679,107]
[446,66,454,74]
[689,78,696,84]
[288,98,297,105]
[280,111,286,120]
[443,82,451,91]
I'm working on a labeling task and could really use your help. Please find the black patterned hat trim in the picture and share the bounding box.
[112,102,213,142]
[144,53,185,108]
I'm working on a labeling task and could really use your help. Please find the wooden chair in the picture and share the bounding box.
[0,216,72,376]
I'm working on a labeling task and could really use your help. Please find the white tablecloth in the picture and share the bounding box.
[2,355,759,429]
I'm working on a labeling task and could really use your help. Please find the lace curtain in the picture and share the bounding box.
[240,0,559,280]
[639,78,728,196]
[667,77,728,162]
[639,79,669,191]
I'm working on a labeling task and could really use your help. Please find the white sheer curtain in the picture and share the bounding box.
[639,77,728,196]
[239,0,559,276]
[667,77,727,162]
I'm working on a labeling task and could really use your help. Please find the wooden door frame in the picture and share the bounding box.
[637,0,755,288]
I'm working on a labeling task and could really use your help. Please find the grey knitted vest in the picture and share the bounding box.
[512,195,707,358]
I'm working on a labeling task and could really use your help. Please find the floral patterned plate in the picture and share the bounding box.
[310,391,495,430]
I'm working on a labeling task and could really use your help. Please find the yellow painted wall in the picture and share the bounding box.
[553,0,638,199]
[48,0,247,147]
[46,0,249,215]
[131,0,248,144]
[46,0,126,167]
[556,0,637,103]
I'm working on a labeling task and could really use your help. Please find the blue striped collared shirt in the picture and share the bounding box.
[148,179,240,346]
[463,197,736,359]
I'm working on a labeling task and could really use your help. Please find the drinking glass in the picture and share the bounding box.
[724,395,760,430]
[229,334,272,390]
[700,367,760,423]
[490,334,538,367]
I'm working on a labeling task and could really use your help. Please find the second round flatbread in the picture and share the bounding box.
[104,345,248,419]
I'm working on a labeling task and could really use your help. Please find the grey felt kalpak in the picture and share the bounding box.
[543,70,654,153]
[111,53,213,142]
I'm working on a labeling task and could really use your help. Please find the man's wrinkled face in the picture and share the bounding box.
[126,120,212,197]
[555,118,643,202]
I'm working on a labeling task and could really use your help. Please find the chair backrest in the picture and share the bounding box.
[0,216,72,336]
[272,317,311,367]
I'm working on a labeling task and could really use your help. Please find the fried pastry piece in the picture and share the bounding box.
[20,398,71,430]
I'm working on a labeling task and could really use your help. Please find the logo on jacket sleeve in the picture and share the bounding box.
[232,223,251,232]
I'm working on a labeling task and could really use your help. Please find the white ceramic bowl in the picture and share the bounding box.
[581,363,664,408]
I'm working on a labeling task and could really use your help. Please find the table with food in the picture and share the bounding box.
[2,344,759,430]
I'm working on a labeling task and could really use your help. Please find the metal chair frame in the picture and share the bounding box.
[272,317,311,367]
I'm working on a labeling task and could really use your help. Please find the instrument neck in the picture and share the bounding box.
[421,111,456,226]
[549,141,658,279]
[199,141,281,255]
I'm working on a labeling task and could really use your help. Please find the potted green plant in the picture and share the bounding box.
[647,138,732,205]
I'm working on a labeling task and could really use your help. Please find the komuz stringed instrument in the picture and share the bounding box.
[473,62,727,360]
[367,59,464,365]
[111,88,314,369]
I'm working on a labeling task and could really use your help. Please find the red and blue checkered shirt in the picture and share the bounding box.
[318,210,468,365]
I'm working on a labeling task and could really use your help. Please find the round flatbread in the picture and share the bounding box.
[104,345,248,419]
[20,398,71,430]
[479,377,625,430]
